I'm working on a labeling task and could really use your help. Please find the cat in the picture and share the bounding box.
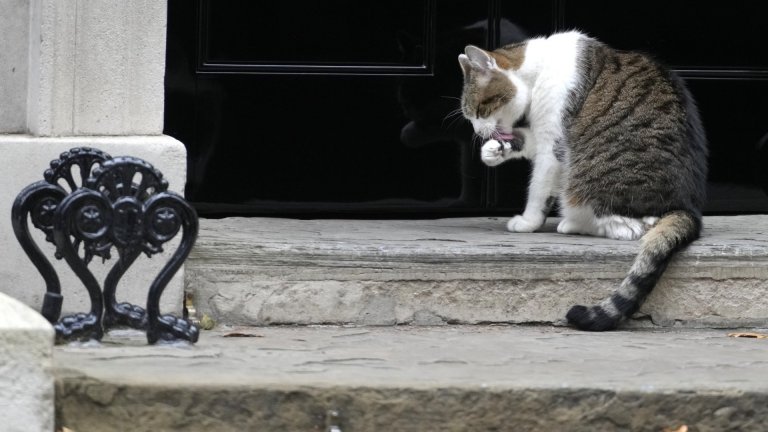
[458,31,708,331]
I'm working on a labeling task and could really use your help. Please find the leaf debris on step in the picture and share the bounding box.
[199,313,216,330]
[222,330,264,338]
[662,425,688,432]
[728,332,768,339]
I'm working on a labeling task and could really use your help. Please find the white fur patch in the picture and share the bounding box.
[481,140,510,166]
[595,215,647,241]
[558,204,655,241]
[503,32,582,232]
[467,31,599,234]
[557,205,599,236]
[507,215,541,233]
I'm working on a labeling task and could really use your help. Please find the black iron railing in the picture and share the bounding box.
[12,147,199,344]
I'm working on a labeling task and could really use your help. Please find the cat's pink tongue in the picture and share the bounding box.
[492,131,516,141]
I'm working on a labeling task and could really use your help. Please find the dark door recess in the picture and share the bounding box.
[165,0,768,217]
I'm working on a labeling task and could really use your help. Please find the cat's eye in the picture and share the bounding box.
[477,94,508,118]
[476,105,486,119]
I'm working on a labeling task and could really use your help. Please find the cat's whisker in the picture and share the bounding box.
[443,106,463,116]
[442,109,466,130]
[445,116,465,131]
[442,109,463,122]
[443,109,465,129]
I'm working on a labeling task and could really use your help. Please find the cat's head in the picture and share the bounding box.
[459,45,529,141]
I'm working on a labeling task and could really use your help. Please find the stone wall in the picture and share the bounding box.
[0,0,186,315]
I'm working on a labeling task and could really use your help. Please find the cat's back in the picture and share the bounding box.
[514,31,584,78]
[573,39,685,130]
[565,37,708,217]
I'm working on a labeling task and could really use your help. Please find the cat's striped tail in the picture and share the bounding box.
[566,210,701,331]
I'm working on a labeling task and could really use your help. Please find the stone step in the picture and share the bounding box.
[186,216,768,329]
[54,325,768,431]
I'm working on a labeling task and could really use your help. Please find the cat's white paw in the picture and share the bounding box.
[481,140,509,167]
[598,216,646,240]
[507,215,541,233]
[557,218,593,235]
[642,216,660,227]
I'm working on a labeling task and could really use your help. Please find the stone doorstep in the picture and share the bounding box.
[54,325,768,432]
[187,215,768,328]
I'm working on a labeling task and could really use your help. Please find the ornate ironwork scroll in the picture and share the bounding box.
[12,147,199,344]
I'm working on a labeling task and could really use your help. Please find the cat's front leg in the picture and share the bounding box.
[507,150,561,232]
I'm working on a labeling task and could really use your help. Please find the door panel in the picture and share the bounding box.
[199,0,434,74]
[688,79,768,213]
[165,1,768,216]
[167,0,516,216]
[562,0,768,73]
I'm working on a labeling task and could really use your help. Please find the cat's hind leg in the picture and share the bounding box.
[595,215,657,241]
[557,205,600,236]
[557,205,658,241]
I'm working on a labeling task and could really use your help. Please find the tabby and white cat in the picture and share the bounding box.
[458,31,708,331]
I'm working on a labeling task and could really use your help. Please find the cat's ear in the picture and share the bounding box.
[464,45,497,71]
[458,54,473,76]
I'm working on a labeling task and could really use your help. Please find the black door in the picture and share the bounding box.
[165,0,768,217]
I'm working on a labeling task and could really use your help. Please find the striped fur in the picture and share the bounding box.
[459,31,708,331]
[566,211,701,330]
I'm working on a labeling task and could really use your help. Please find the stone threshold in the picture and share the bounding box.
[187,216,768,328]
[55,325,768,431]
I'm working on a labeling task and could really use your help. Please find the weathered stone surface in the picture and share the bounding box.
[55,326,768,431]
[187,216,768,328]
[0,292,54,432]
[0,0,30,133]
[26,0,167,135]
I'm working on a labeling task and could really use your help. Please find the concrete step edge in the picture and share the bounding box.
[186,216,768,328]
[55,326,768,432]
